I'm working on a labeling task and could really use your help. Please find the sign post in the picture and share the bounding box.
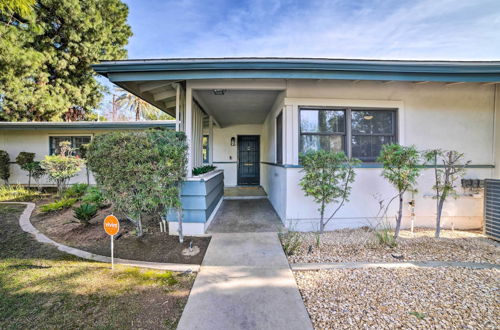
[103,215,120,269]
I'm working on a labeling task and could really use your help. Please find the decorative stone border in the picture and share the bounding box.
[291,261,500,271]
[2,202,200,272]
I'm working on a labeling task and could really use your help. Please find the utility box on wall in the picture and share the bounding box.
[484,179,500,241]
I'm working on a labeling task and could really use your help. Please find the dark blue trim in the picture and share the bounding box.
[93,58,500,83]
[261,161,494,169]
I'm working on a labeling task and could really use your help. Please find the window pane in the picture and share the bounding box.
[300,109,345,133]
[352,135,394,161]
[50,136,72,155]
[351,110,394,135]
[202,135,209,163]
[300,135,344,153]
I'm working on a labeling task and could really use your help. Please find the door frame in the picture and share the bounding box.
[237,135,260,186]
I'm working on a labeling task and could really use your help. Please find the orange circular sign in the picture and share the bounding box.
[103,215,120,236]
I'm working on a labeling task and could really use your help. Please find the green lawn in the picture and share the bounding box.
[0,204,194,329]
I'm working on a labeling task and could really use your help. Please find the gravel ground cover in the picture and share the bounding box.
[295,267,499,329]
[286,228,499,264]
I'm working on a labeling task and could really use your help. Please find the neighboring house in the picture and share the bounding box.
[0,121,175,186]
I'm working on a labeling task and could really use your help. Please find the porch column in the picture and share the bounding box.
[209,116,214,165]
[175,83,180,131]
[186,84,193,177]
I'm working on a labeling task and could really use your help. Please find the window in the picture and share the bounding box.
[299,109,345,154]
[276,111,283,164]
[299,108,397,162]
[202,135,209,163]
[351,110,396,161]
[49,136,91,156]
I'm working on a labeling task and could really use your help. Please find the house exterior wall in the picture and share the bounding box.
[0,130,99,186]
[273,80,495,231]
[494,85,500,179]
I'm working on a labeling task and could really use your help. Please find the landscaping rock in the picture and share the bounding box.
[295,268,499,329]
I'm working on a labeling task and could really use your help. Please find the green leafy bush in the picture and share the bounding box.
[63,183,88,199]
[16,152,37,188]
[73,203,98,224]
[87,129,188,239]
[377,144,421,238]
[280,232,303,256]
[41,141,84,195]
[0,150,10,184]
[0,185,42,202]
[299,150,360,233]
[82,186,107,208]
[40,198,77,213]
[192,165,216,176]
[29,162,46,190]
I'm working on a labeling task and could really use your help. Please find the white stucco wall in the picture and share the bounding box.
[0,130,101,186]
[494,85,500,179]
[278,80,496,230]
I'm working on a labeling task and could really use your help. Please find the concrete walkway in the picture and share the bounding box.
[177,233,313,330]
[207,199,285,233]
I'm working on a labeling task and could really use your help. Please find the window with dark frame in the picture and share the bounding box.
[299,107,397,162]
[202,135,209,163]
[276,111,283,164]
[49,136,91,156]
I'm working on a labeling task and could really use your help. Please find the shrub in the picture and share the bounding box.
[41,141,84,195]
[424,149,470,238]
[63,183,88,199]
[299,150,360,233]
[375,229,397,248]
[87,129,188,239]
[82,186,107,208]
[40,198,77,213]
[377,144,421,238]
[280,231,303,256]
[29,162,46,191]
[16,152,36,187]
[0,185,42,202]
[73,203,98,224]
[0,150,10,184]
[192,165,216,176]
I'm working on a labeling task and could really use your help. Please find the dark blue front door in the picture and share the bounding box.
[237,135,260,185]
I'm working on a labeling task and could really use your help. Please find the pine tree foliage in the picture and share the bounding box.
[0,0,132,121]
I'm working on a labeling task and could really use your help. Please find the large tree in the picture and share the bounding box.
[0,0,132,121]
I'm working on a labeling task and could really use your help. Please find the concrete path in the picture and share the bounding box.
[207,199,285,233]
[177,233,313,330]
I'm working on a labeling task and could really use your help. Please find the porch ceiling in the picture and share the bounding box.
[195,90,281,127]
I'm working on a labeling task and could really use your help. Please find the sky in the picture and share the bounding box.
[122,0,500,60]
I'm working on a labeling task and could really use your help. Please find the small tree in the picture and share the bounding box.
[0,150,10,185]
[299,150,360,233]
[41,142,84,195]
[424,149,470,238]
[87,129,187,240]
[79,143,90,185]
[16,152,35,187]
[377,144,421,238]
[29,162,46,191]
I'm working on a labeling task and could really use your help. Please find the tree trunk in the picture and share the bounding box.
[177,208,184,243]
[435,196,446,238]
[86,167,90,185]
[394,193,404,238]
[28,172,31,188]
[319,201,325,233]
[136,214,143,237]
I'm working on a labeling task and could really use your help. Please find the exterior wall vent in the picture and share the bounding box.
[484,179,500,241]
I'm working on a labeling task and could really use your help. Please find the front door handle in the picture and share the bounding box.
[244,163,253,166]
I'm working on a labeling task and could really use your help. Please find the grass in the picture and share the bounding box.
[0,204,194,329]
[0,185,44,202]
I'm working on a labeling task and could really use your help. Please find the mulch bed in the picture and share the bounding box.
[30,198,210,264]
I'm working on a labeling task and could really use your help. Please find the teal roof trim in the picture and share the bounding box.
[93,58,500,83]
[0,121,176,130]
